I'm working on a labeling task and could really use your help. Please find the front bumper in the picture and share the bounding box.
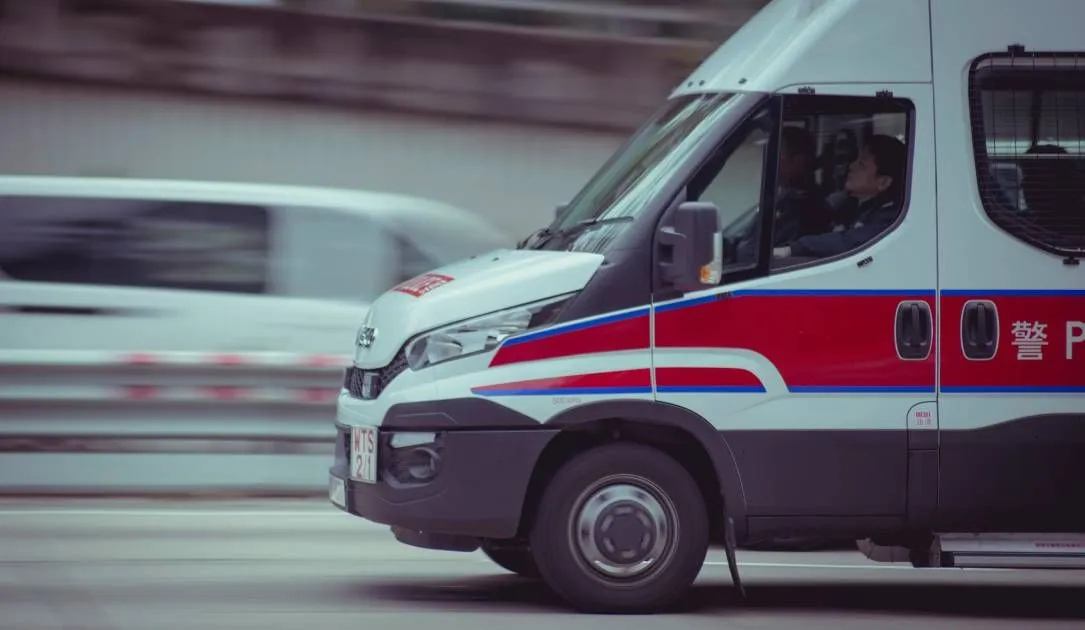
[329,413,558,541]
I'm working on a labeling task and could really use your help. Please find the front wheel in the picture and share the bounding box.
[528,442,710,614]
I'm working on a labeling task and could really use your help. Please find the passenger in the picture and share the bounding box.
[773,134,906,259]
[733,126,831,262]
[773,126,834,243]
[1019,144,1084,237]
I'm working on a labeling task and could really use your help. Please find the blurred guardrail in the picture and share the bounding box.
[0,350,348,496]
[0,0,766,131]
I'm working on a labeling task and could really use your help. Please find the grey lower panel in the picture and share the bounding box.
[724,414,1085,538]
[335,427,559,540]
[938,414,1085,533]
[721,429,908,519]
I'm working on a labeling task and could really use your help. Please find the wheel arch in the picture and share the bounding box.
[515,399,749,542]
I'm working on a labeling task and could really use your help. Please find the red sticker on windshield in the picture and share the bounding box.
[393,273,455,298]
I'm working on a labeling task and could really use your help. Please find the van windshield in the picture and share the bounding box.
[523,92,738,253]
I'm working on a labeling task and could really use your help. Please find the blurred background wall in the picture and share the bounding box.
[0,0,768,237]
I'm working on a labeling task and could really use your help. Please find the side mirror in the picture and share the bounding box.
[554,203,568,220]
[656,201,719,292]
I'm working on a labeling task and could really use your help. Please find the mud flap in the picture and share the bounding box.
[723,510,746,600]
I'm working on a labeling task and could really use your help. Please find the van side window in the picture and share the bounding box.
[691,94,914,280]
[687,118,771,275]
[969,53,1085,256]
[0,196,271,294]
[768,94,913,269]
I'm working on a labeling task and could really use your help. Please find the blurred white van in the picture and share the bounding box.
[0,176,511,355]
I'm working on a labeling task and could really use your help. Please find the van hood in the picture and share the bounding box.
[352,248,605,367]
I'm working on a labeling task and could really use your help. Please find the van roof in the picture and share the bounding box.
[0,174,511,243]
[673,0,932,96]
[672,0,1083,97]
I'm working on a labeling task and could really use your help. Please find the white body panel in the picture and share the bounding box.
[672,0,932,96]
[931,0,1085,424]
[351,249,605,367]
[925,0,1085,526]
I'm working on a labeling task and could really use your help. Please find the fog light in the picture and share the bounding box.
[385,432,444,486]
[401,446,441,482]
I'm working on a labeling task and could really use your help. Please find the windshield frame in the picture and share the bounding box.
[528,91,760,254]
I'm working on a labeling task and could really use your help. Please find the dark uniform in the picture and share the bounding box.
[787,189,901,258]
[733,183,833,263]
[773,185,833,245]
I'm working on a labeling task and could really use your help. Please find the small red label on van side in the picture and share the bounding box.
[393,272,455,298]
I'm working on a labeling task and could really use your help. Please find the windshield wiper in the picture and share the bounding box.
[516,226,552,249]
[523,215,634,249]
[552,215,634,241]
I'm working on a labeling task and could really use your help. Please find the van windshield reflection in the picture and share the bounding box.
[522,92,738,253]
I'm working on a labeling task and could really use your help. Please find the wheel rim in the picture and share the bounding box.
[568,473,680,582]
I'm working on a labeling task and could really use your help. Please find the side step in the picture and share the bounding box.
[859,533,1085,569]
[939,533,1085,569]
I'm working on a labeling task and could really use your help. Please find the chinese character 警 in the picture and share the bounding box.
[1010,320,1048,361]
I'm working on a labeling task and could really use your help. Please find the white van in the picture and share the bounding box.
[329,0,1085,615]
[0,176,510,355]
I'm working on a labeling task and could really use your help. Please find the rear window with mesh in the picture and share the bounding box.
[969,51,1085,259]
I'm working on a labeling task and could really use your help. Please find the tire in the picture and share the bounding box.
[481,543,540,578]
[528,442,710,614]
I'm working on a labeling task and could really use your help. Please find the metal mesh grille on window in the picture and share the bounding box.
[970,52,1085,256]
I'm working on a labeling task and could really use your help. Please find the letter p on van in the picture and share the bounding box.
[1068,321,1085,360]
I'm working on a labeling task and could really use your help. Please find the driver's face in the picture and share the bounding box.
[845,149,891,197]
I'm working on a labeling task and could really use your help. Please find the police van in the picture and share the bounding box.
[330,0,1085,613]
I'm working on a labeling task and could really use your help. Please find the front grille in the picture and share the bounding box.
[343,350,408,400]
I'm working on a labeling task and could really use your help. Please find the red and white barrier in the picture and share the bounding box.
[0,384,341,405]
[0,350,352,371]
[0,350,352,496]
[0,350,351,406]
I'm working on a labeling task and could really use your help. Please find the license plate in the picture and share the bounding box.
[349,425,378,484]
[329,474,346,507]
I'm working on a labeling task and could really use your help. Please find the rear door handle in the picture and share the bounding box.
[895,300,932,360]
[961,300,999,360]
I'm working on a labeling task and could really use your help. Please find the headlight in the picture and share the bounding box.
[404,293,576,371]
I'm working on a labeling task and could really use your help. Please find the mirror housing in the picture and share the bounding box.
[554,203,568,220]
[656,201,719,292]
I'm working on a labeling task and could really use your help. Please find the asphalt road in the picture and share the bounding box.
[0,498,1082,629]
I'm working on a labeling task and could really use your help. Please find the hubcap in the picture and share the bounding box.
[570,474,679,580]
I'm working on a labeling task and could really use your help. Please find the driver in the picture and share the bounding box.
[773,134,906,260]
[773,126,834,244]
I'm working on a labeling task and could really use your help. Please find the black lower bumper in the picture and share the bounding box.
[330,424,558,540]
